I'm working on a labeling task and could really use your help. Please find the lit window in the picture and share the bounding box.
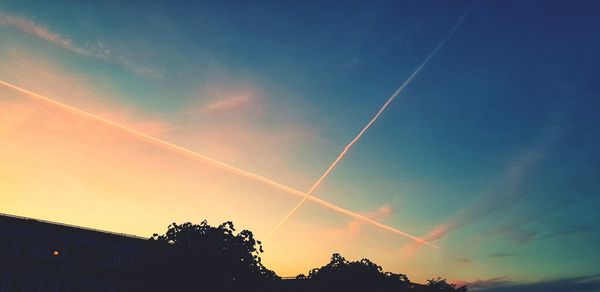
[32,240,65,259]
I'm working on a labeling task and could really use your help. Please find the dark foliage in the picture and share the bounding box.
[427,277,468,292]
[299,253,412,291]
[139,220,467,292]
[144,221,277,291]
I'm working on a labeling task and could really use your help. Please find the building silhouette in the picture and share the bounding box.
[0,213,153,292]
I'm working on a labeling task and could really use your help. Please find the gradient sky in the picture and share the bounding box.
[1,0,600,288]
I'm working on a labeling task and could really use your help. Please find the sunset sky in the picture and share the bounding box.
[1,0,600,289]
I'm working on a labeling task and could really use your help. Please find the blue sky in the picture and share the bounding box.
[1,0,600,288]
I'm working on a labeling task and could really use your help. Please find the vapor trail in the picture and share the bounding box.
[0,80,435,247]
[268,10,469,242]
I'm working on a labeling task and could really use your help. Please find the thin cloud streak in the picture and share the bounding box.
[487,252,517,258]
[537,226,600,240]
[479,221,539,245]
[205,95,252,112]
[268,10,470,243]
[0,12,73,49]
[397,134,557,257]
[470,274,600,292]
[421,140,552,244]
[0,11,163,79]
[459,277,509,291]
[0,80,431,246]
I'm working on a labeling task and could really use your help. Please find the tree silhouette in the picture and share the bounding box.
[427,277,468,292]
[139,221,467,292]
[302,253,412,291]
[146,221,278,291]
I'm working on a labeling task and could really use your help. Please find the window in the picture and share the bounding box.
[95,285,116,292]
[21,281,41,292]
[32,240,66,259]
[119,251,134,269]
[0,237,18,255]
[101,248,120,266]
[41,281,59,292]
[0,277,11,292]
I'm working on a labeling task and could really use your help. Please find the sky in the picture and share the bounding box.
[1,0,600,288]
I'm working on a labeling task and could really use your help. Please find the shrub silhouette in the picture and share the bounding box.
[301,253,412,291]
[146,221,277,291]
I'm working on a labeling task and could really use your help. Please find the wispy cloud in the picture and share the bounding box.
[0,47,170,136]
[184,80,264,116]
[177,80,320,173]
[454,257,472,265]
[205,95,253,112]
[469,274,600,292]
[0,11,74,49]
[472,219,600,252]
[0,11,163,79]
[421,134,556,243]
[329,205,394,238]
[476,217,540,245]
[459,276,510,291]
[487,252,517,258]
[397,129,560,257]
[537,225,600,241]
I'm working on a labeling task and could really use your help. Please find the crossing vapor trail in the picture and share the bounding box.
[267,10,469,242]
[0,80,435,247]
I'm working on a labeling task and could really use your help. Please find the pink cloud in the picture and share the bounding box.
[206,95,252,112]
[186,81,263,115]
[423,223,453,242]
[0,12,73,49]
[328,205,395,238]
[174,79,324,186]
